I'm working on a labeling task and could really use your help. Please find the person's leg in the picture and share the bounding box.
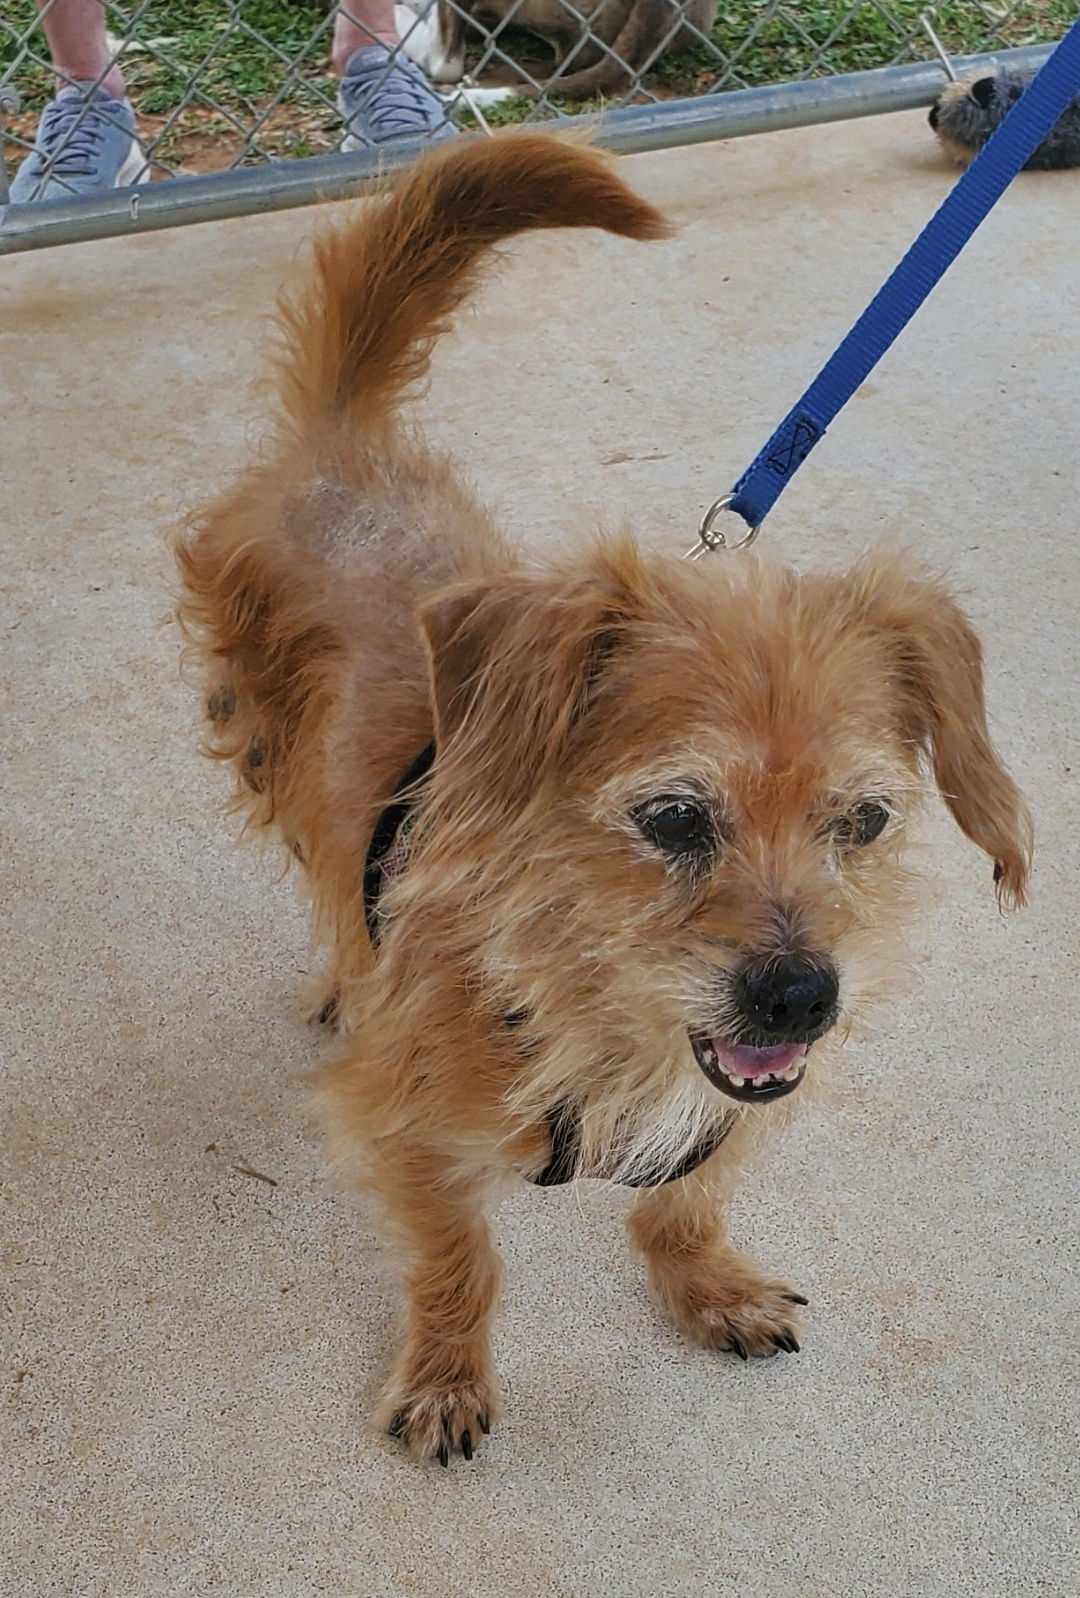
[334,1,457,150]
[332,1,400,65]
[11,0,142,203]
[35,0,125,98]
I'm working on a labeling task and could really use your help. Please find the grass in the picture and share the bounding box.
[1,2,341,166]
[1,2,332,110]
[664,1,1075,92]
[1,1,1072,165]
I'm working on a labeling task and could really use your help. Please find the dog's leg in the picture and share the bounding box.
[374,1158,503,1463]
[627,1152,807,1359]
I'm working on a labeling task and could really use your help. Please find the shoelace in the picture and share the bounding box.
[346,61,443,137]
[36,98,115,174]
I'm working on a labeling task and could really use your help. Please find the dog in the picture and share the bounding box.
[396,0,717,99]
[176,132,1032,1465]
[930,72,1080,170]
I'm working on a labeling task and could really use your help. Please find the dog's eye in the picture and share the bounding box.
[634,798,714,859]
[835,800,891,848]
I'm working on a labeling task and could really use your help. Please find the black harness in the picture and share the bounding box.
[363,743,436,944]
[534,1099,733,1188]
[363,748,733,1187]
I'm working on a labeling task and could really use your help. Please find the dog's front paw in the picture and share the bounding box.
[378,1378,499,1465]
[649,1246,808,1359]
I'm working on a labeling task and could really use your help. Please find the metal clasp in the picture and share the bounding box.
[685,494,762,559]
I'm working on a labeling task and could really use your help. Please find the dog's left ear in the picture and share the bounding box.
[855,561,1032,908]
[418,554,643,814]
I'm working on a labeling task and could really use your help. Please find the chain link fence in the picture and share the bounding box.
[0,2,1070,243]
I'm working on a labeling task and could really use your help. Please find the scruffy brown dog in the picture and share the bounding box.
[176,133,1032,1466]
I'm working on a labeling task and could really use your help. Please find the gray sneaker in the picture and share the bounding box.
[9,82,144,204]
[337,46,456,151]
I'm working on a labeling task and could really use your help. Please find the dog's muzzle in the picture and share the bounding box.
[691,953,839,1104]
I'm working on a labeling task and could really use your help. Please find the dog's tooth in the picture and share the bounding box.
[728,1074,745,1089]
[782,1064,801,1081]
[757,1073,774,1086]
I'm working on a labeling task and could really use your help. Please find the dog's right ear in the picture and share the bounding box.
[418,558,643,813]
[851,558,1033,909]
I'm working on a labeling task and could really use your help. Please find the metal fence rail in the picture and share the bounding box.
[0,2,1069,252]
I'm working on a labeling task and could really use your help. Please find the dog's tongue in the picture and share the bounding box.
[714,1041,808,1079]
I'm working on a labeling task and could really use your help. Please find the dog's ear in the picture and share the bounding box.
[970,75,997,111]
[854,561,1032,908]
[418,560,639,813]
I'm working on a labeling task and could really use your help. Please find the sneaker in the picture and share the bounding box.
[9,82,144,204]
[337,45,456,152]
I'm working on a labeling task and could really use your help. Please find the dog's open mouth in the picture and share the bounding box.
[691,1037,809,1103]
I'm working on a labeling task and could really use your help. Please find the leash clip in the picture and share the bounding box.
[685,494,762,559]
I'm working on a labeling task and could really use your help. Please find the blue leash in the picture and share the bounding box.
[692,16,1080,552]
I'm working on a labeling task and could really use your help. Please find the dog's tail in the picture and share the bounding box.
[274,133,671,439]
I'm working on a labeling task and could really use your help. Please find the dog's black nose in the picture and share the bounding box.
[735,955,839,1042]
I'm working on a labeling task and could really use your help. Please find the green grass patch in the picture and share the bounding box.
[1,2,334,114]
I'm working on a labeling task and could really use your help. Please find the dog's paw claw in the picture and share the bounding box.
[379,1381,497,1465]
[311,991,340,1028]
[651,1251,808,1359]
[699,1276,806,1359]
[206,684,237,723]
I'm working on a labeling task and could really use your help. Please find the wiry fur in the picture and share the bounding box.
[176,132,1032,1465]
[930,72,1080,170]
